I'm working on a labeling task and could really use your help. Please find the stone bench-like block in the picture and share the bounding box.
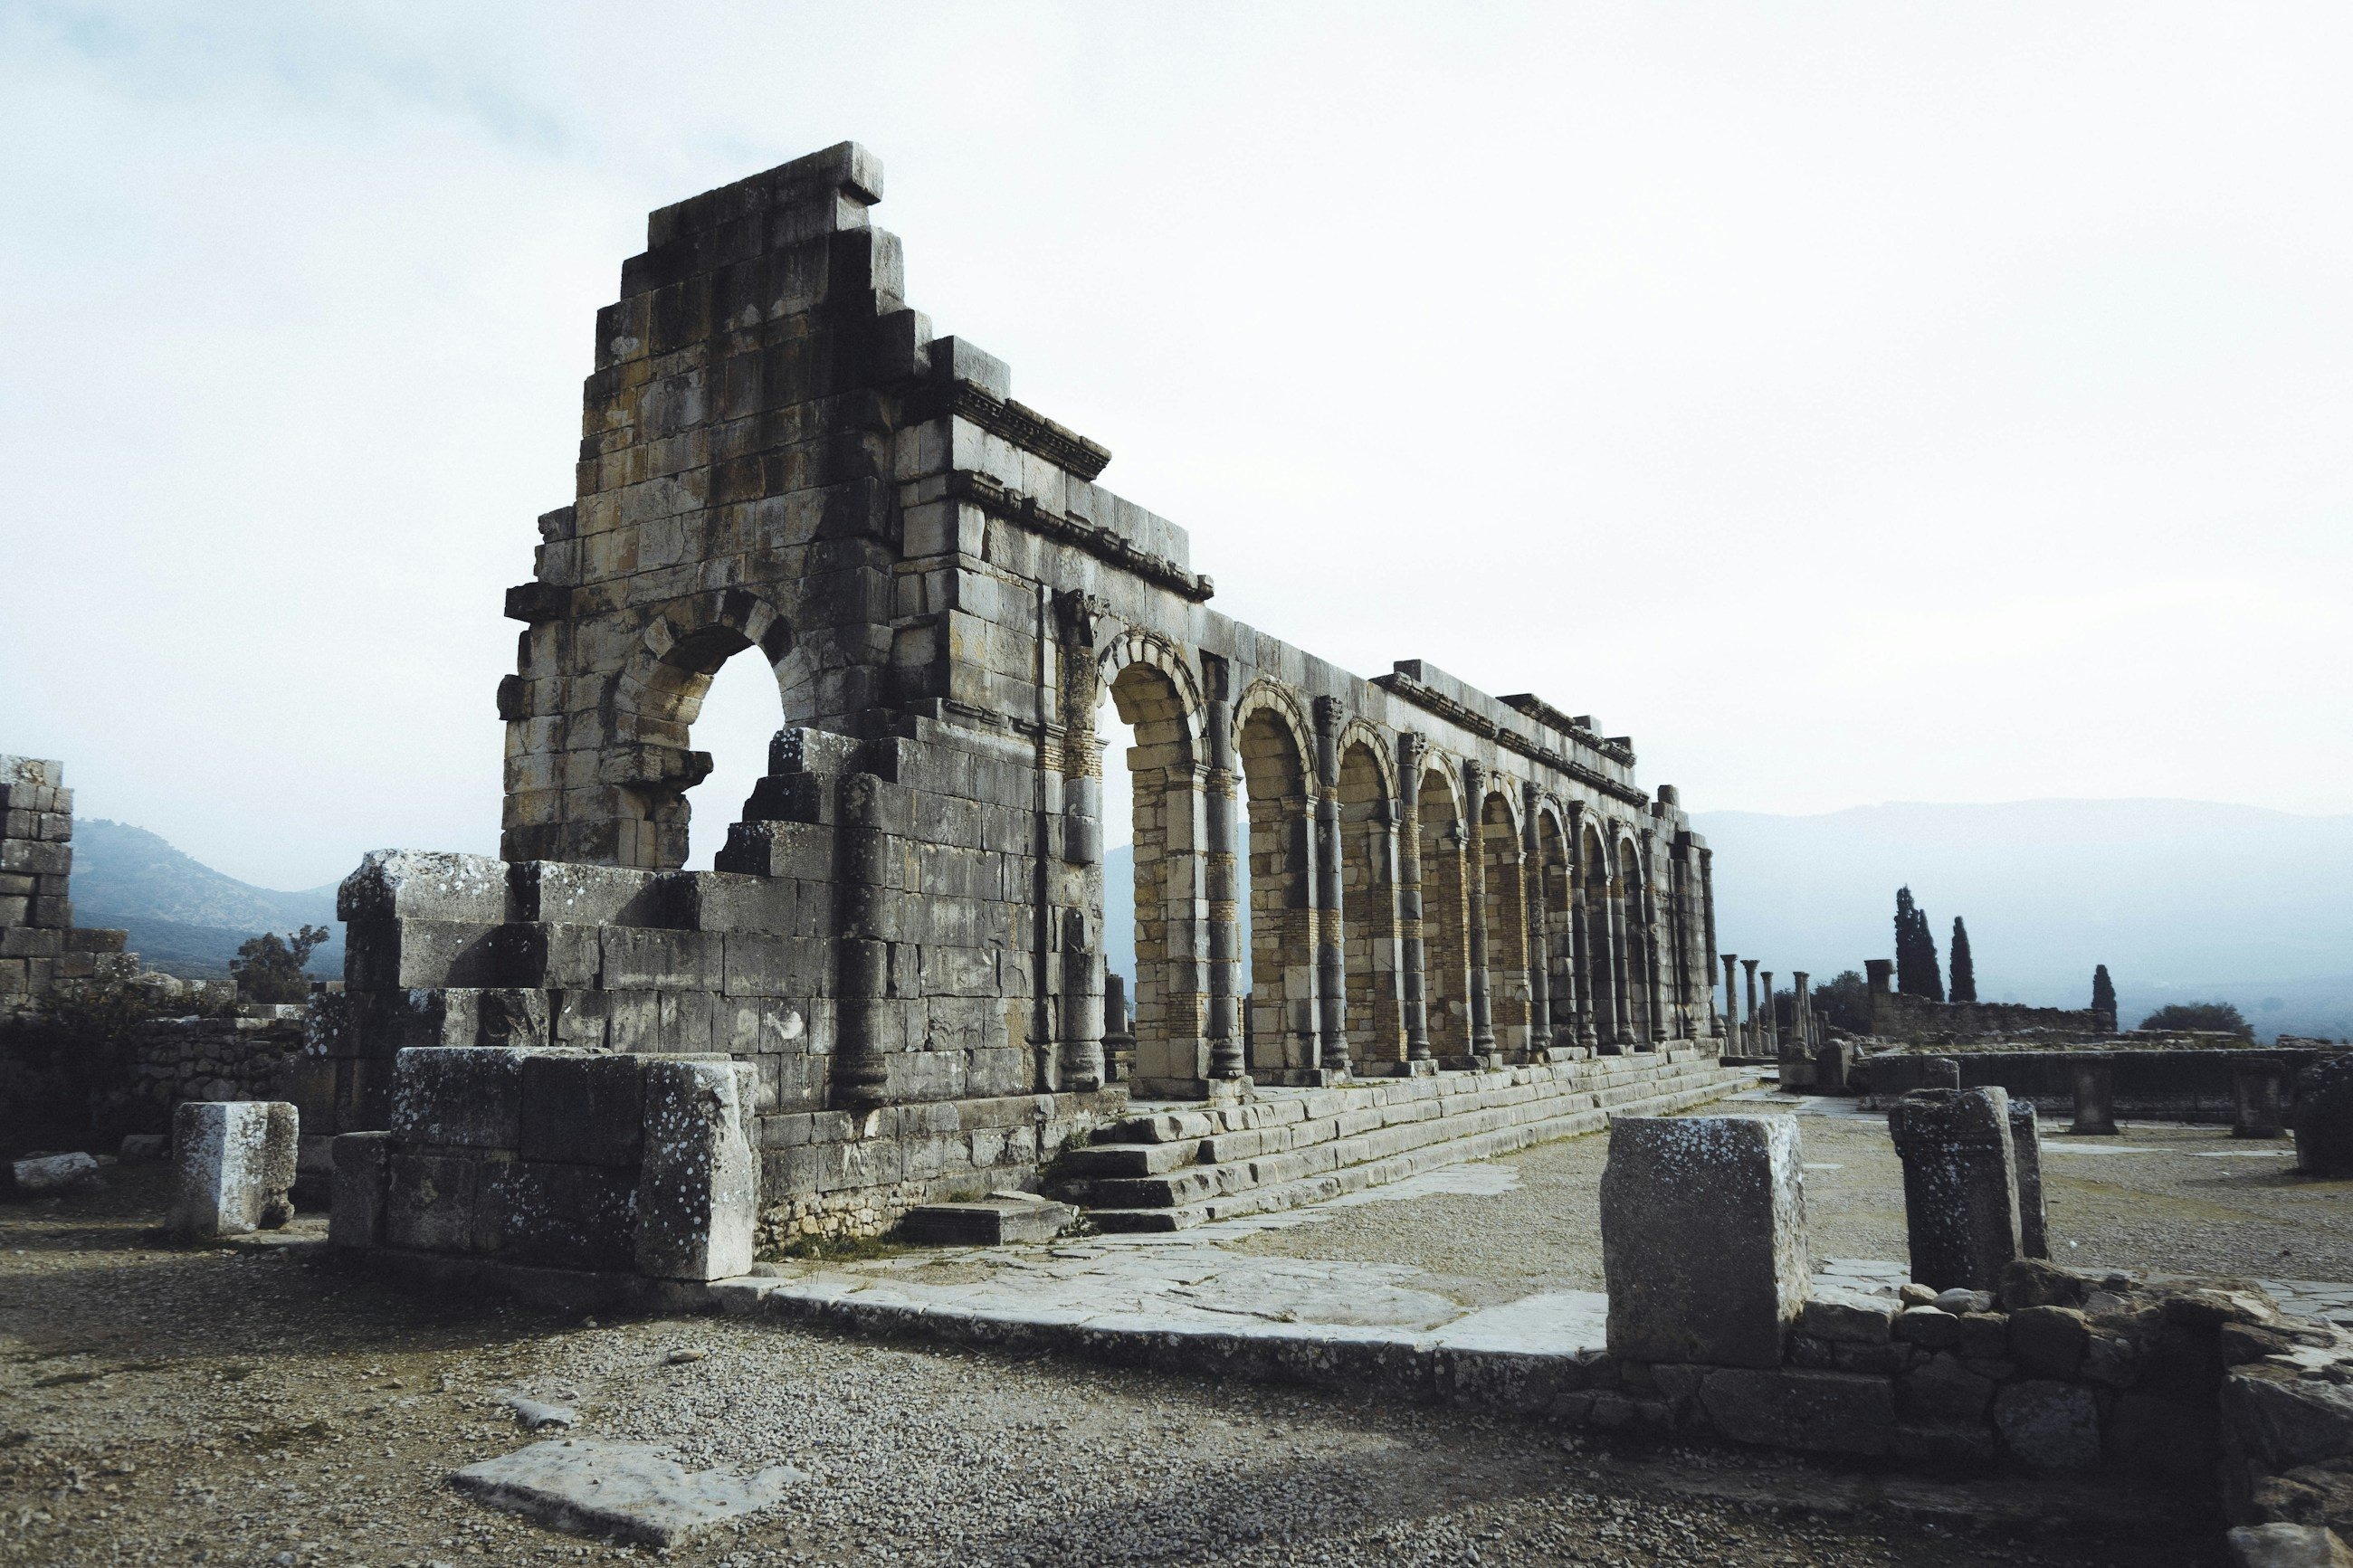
[1601,1115,1808,1369]
[169,1100,298,1240]
[1889,1088,2021,1292]
[634,1059,757,1281]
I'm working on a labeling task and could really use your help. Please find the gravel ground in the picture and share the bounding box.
[1228,1099,2353,1305]
[2,1167,2211,1567]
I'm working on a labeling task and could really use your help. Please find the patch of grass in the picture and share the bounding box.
[765,1231,905,1263]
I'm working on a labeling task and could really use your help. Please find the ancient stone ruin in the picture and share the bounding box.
[0,755,137,1015]
[307,143,1735,1269]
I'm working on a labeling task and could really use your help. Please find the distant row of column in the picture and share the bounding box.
[1716,954,1824,1060]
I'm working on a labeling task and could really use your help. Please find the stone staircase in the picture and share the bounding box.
[1053,1046,1748,1231]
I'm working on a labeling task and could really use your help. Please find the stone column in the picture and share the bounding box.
[1202,661,1243,1082]
[2009,1101,2050,1259]
[1310,697,1349,1076]
[2234,1058,2287,1139]
[1602,1115,1810,1369]
[1462,761,1497,1055]
[1721,953,1742,1053]
[1792,971,1814,1057]
[1742,958,1759,1050]
[1396,733,1433,1062]
[832,771,899,1108]
[1520,783,1554,1054]
[1603,849,1633,1050]
[1758,970,1777,1057]
[1101,970,1135,1081]
[1056,754,1105,1094]
[2069,1055,2118,1136]
[1887,1087,2024,1292]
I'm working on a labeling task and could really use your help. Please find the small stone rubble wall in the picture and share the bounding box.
[1865,983,2110,1045]
[0,755,137,1014]
[112,1007,308,1129]
[1863,1046,2352,1125]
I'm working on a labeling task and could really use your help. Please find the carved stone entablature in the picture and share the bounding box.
[947,470,1213,603]
[905,379,1113,480]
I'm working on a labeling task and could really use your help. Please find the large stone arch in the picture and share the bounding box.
[1096,632,1208,1091]
[1532,796,1577,1046]
[600,588,793,870]
[1233,681,1316,1072]
[1614,828,1653,1048]
[1577,818,1621,1049]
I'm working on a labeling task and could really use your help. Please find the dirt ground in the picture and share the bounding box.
[1230,1097,2353,1308]
[0,1164,2224,1568]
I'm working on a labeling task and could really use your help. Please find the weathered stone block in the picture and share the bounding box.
[2293,1059,2353,1176]
[520,1051,644,1167]
[390,1046,525,1149]
[383,1149,480,1252]
[168,1100,299,1240]
[2224,1525,2353,1568]
[479,1158,638,1271]
[2070,1056,2119,1136]
[1897,1350,1996,1423]
[634,1059,757,1280]
[2009,1100,2049,1259]
[2009,1304,2091,1379]
[1993,1379,2101,1470]
[1697,1368,1894,1456]
[338,849,509,925]
[1800,1288,1897,1345]
[1888,1088,2021,1292]
[1600,1115,1808,1369]
[329,1130,390,1249]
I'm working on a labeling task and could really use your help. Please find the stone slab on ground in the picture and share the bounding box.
[2228,1523,2353,1568]
[901,1196,1073,1245]
[11,1151,100,1194]
[449,1438,806,1545]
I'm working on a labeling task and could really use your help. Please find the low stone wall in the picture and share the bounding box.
[329,1043,1122,1281]
[1862,1047,2350,1124]
[114,1008,309,1129]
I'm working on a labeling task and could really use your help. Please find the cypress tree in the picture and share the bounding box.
[1948,917,1977,1003]
[1895,889,1922,995]
[2092,964,2117,1023]
[1917,906,1944,1003]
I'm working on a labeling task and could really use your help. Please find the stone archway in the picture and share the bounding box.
[1234,687,1316,1074]
[1100,639,1208,1093]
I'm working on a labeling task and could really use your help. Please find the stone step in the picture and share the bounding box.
[1077,1062,1731,1211]
[1083,1068,1743,1232]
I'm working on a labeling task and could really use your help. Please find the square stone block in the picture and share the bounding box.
[168,1101,299,1240]
[390,1046,526,1149]
[634,1059,757,1281]
[1601,1115,1808,1369]
[329,1130,391,1250]
[519,1051,644,1167]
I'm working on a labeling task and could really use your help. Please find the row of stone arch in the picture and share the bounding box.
[1091,635,1685,1089]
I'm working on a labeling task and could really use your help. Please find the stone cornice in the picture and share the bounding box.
[907,383,1112,480]
[946,470,1214,603]
[1373,670,1650,809]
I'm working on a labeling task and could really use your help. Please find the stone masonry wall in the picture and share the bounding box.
[0,755,136,1015]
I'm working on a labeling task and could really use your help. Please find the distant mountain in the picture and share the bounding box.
[1695,799,2353,1042]
[1100,800,2353,1042]
[70,820,341,980]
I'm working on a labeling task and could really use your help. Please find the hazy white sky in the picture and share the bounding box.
[4,2,2348,889]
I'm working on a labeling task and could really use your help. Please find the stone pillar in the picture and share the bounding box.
[1396,734,1433,1062]
[1102,970,1136,1082]
[1758,970,1777,1057]
[1640,828,1667,1042]
[1521,783,1554,1054]
[2070,1055,2119,1136]
[1721,953,1742,1054]
[1605,854,1634,1050]
[1567,803,1597,1049]
[2009,1101,2050,1259]
[832,771,900,1108]
[2234,1057,2287,1139]
[1888,1087,2023,1292]
[1462,762,1496,1055]
[1742,958,1759,1052]
[1202,663,1243,1082]
[634,1058,757,1282]
[1699,843,1722,1039]
[1601,1115,1810,1369]
[1310,697,1349,1076]
[170,1100,299,1240]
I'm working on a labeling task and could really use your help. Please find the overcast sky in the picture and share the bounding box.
[3,2,2348,890]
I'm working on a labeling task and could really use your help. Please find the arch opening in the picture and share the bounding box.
[1418,766,1472,1060]
[1479,791,1529,1056]
[1337,740,1403,1069]
[1102,660,1204,1084]
[1238,706,1313,1073]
